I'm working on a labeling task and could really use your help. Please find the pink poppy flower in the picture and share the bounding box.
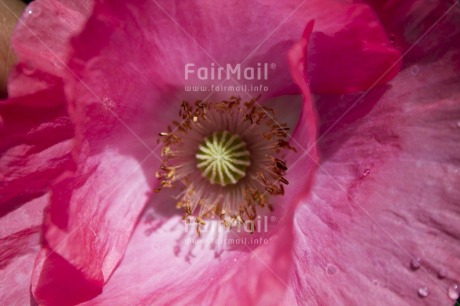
[1,0,458,305]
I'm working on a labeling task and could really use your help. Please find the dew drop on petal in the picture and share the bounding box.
[410,65,419,75]
[417,287,430,298]
[26,6,41,17]
[437,268,447,279]
[326,263,338,275]
[372,279,379,286]
[363,169,370,177]
[417,287,429,298]
[410,257,422,270]
[448,284,459,301]
[456,121,460,128]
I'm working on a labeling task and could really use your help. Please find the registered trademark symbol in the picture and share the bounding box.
[270,216,276,222]
[270,63,276,70]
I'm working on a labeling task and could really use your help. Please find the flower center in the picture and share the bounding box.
[155,96,295,235]
[196,131,250,186]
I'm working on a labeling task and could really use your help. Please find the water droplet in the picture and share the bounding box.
[233,258,238,262]
[372,279,379,286]
[26,6,41,16]
[437,268,447,279]
[326,263,338,275]
[363,169,370,177]
[410,66,419,75]
[418,287,429,298]
[410,257,422,270]
[448,284,459,301]
[456,121,460,128]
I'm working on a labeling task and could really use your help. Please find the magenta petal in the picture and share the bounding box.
[32,249,102,306]
[0,89,74,212]
[291,9,460,305]
[368,0,460,64]
[0,91,74,304]
[307,3,401,94]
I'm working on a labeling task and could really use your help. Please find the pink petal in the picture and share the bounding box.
[8,0,92,97]
[291,4,460,304]
[0,89,74,213]
[307,3,402,94]
[0,194,47,305]
[31,140,155,304]
[1,1,92,303]
[367,0,460,64]
[77,215,294,305]
[0,90,74,304]
[68,0,400,101]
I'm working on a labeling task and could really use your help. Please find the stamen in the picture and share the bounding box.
[155,96,293,233]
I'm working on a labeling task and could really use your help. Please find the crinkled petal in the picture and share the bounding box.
[291,4,460,304]
[0,194,47,305]
[8,0,92,97]
[31,139,155,305]
[0,90,74,305]
[0,88,74,214]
